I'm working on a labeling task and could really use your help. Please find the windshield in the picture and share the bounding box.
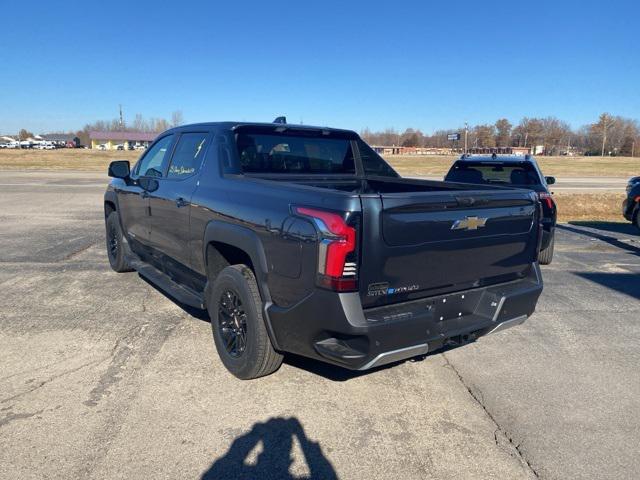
[445,162,541,186]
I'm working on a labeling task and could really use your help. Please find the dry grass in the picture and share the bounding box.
[385,154,640,178]
[553,193,626,223]
[0,150,632,223]
[1,150,637,177]
[0,149,138,171]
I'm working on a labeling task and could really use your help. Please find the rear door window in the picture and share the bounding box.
[167,133,208,179]
[357,140,398,177]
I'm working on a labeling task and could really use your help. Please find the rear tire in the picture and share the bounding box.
[105,211,133,273]
[207,264,283,379]
[539,233,554,265]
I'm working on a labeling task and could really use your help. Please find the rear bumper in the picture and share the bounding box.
[267,263,543,370]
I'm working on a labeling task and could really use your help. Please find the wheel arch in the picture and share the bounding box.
[203,220,280,350]
[104,190,118,218]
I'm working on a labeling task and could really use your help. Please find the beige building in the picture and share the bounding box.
[89,131,156,150]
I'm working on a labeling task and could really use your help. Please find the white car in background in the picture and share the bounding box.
[134,144,147,150]
[97,144,107,150]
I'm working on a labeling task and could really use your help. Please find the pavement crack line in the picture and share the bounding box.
[0,357,108,404]
[0,408,45,428]
[442,353,541,479]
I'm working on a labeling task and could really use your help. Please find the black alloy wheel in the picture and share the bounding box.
[218,289,248,357]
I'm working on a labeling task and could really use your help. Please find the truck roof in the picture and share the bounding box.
[164,121,358,136]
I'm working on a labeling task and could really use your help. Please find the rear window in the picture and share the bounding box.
[235,132,355,174]
[445,162,541,186]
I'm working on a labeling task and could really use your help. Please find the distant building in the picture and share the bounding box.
[372,146,455,155]
[89,131,156,149]
[467,146,531,156]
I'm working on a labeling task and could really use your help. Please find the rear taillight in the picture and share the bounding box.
[294,206,358,292]
[634,196,640,203]
[538,192,555,210]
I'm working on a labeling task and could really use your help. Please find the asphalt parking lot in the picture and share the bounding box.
[1,171,639,480]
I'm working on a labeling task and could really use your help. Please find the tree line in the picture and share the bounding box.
[14,111,185,146]
[74,111,184,146]
[360,113,640,156]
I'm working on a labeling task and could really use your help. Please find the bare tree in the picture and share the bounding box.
[494,118,512,147]
[171,110,184,128]
[593,113,616,156]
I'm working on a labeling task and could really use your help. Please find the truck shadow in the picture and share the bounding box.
[568,221,639,236]
[557,224,640,256]
[201,417,338,480]
[138,275,210,321]
[572,272,640,300]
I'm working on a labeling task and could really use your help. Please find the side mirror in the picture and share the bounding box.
[138,177,159,192]
[545,176,556,185]
[108,160,130,179]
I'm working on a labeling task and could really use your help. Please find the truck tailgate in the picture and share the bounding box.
[359,190,540,308]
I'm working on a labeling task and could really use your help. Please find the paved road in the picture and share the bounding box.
[0,170,629,192]
[1,170,639,480]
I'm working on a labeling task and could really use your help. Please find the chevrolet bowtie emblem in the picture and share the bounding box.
[451,216,488,231]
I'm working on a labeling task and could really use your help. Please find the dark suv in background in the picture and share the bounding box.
[445,154,557,264]
[622,176,640,230]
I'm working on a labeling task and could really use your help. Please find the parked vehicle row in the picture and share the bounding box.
[0,141,84,149]
[98,143,147,151]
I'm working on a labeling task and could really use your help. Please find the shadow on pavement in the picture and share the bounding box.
[557,224,640,257]
[573,272,640,300]
[139,274,210,321]
[202,417,338,480]
[568,221,639,236]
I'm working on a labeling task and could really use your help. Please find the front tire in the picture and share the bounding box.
[207,265,283,379]
[105,211,133,273]
[539,233,554,265]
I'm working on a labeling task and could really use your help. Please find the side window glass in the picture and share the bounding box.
[135,135,174,178]
[358,140,398,177]
[167,133,208,179]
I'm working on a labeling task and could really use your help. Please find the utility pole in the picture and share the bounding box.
[632,140,635,158]
[464,122,468,154]
[119,104,124,129]
[600,113,614,157]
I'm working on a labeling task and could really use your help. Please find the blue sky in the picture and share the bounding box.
[1,0,638,134]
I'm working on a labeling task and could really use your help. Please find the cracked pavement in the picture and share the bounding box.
[1,170,639,479]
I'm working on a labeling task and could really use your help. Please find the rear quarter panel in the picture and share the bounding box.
[189,141,361,307]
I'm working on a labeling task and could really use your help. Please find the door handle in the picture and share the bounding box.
[175,197,189,208]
